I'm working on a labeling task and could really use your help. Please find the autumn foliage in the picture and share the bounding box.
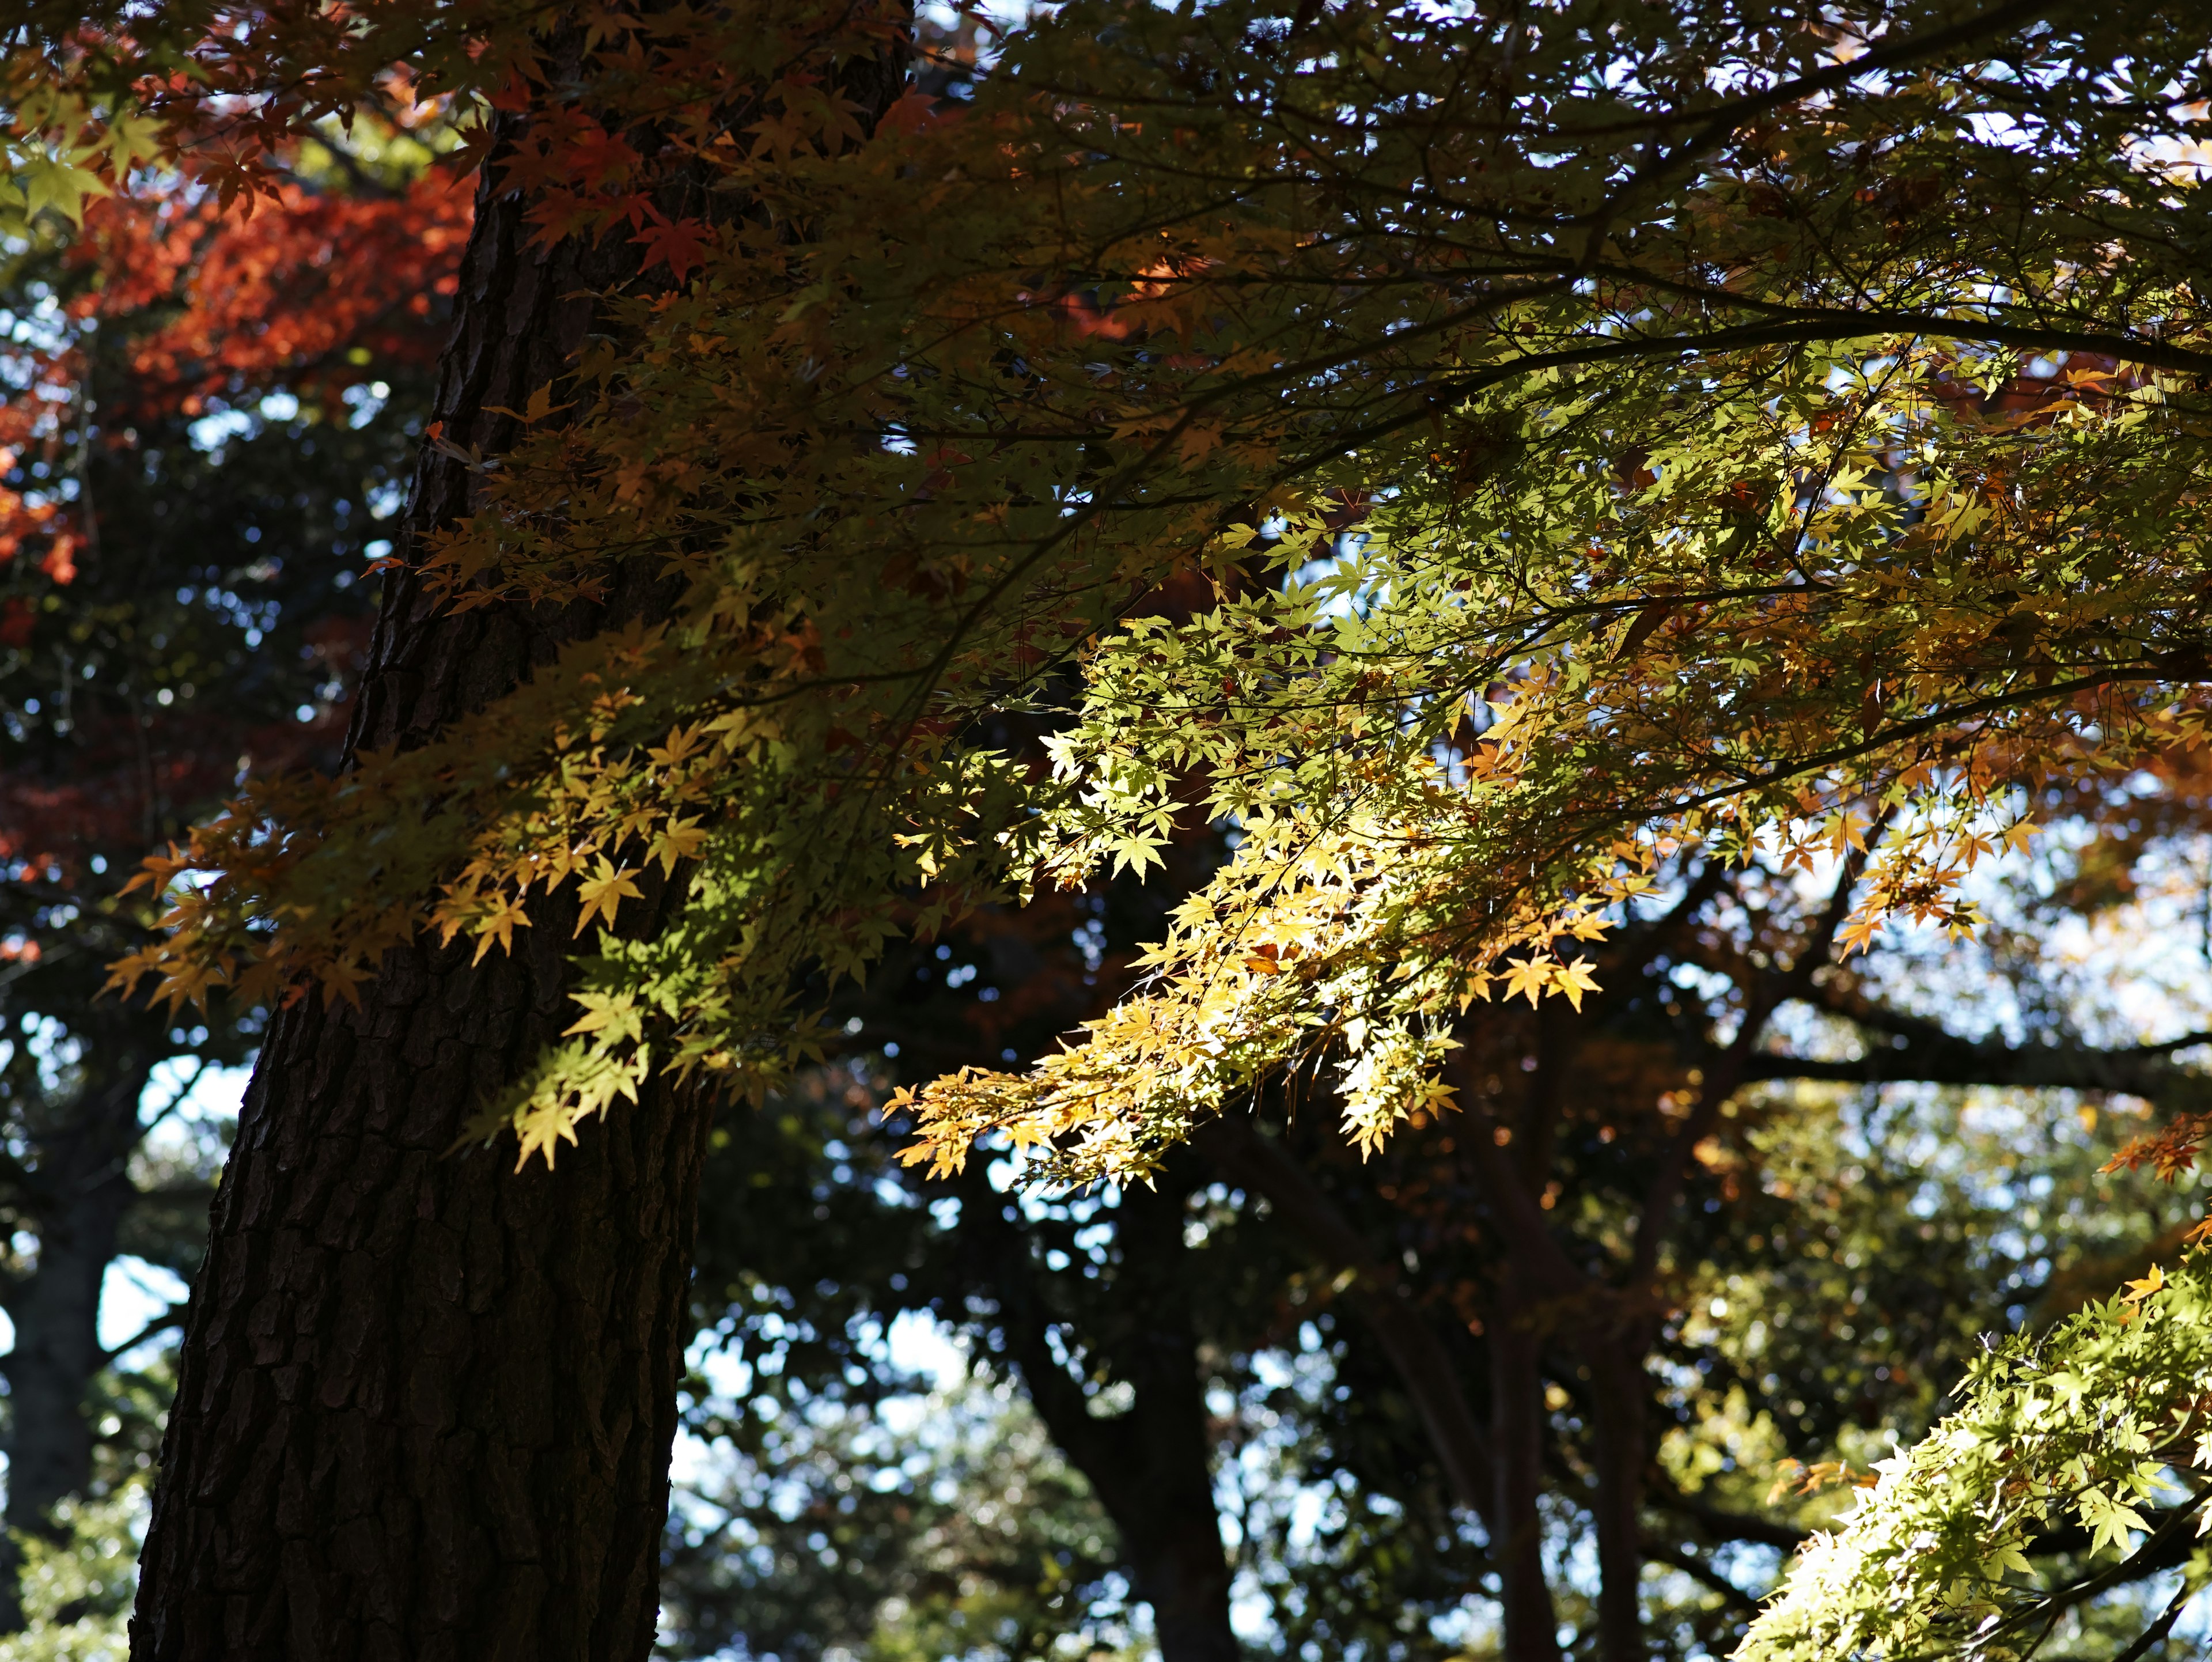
[14,5,2212,1654]
[2,104,465,895]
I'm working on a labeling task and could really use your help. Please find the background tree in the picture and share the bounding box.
[658,775,2212,1661]
[0,111,461,1629]
[661,1366,1132,1662]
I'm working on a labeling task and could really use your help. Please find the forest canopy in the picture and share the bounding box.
[7,2,2212,1659]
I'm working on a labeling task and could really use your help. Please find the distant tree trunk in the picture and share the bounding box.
[961,1172,1242,1662]
[1198,1107,1575,1662]
[1084,1182,1241,1662]
[0,1042,154,1630]
[4,1051,150,1519]
[1490,1286,1563,1662]
[1584,1334,1650,1662]
[1192,1115,1500,1523]
[124,105,724,1658]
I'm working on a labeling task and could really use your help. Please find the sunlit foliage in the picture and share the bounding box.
[16,3,2212,1653]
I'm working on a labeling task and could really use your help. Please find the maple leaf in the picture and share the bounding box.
[513,1105,584,1170]
[486,381,574,425]
[524,186,599,249]
[1107,832,1167,879]
[574,857,643,935]
[470,895,532,964]
[18,153,108,226]
[646,815,707,877]
[1835,913,1884,957]
[1499,955,1550,1008]
[1176,422,1224,465]
[647,724,707,768]
[1553,959,1600,1012]
[631,207,710,283]
[2079,1486,2150,1557]
[316,957,374,1009]
[2121,1263,2168,1304]
[876,90,937,137]
[562,122,640,190]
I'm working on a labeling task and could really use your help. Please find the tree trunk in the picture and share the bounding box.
[1094,1182,1241,1662]
[128,14,917,1646]
[1192,1116,1499,1520]
[0,1045,154,1629]
[1584,1337,1649,1662]
[1490,1294,1562,1662]
[959,1172,1241,1662]
[4,1051,150,1518]
[127,98,715,1662]
[129,968,711,1660]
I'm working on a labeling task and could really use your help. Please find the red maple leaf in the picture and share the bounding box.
[562,123,641,190]
[877,90,938,138]
[632,207,710,283]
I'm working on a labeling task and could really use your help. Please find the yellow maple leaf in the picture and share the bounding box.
[647,815,709,877]
[1554,960,1601,1012]
[471,895,532,964]
[2122,1263,2168,1304]
[1499,955,1550,1008]
[574,858,644,936]
[315,957,373,1009]
[648,724,707,769]
[1836,913,1884,957]
[156,955,227,1014]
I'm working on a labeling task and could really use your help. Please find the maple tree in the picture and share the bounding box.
[59,0,2207,1169]
[14,0,2212,1656]
[630,715,2212,1661]
[666,801,2212,1662]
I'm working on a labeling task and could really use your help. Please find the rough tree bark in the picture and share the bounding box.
[125,104,721,1659]
[130,15,914,1647]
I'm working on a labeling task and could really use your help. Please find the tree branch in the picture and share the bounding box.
[1647,1486,1808,1552]
[1639,1536,1762,1615]
[1748,994,2212,1097]
[1633,817,1887,1281]
[2112,1580,2197,1662]
[2005,1486,2208,1648]
[1192,1116,1500,1525]
[1571,0,2063,270]
[101,1301,187,1361]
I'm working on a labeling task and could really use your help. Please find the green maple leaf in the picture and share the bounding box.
[2077,1488,2149,1557]
[17,153,107,226]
